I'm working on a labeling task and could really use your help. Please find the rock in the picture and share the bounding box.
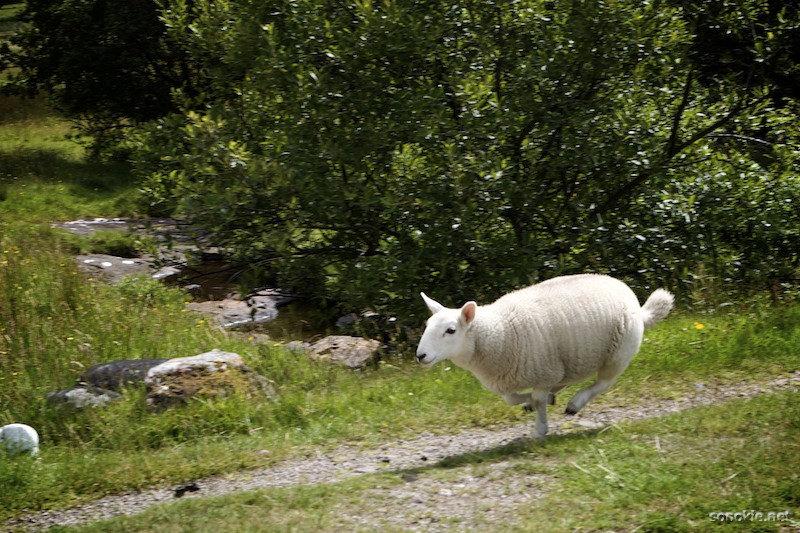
[335,313,359,328]
[173,482,200,498]
[46,386,122,409]
[144,349,277,410]
[54,217,129,237]
[152,265,183,280]
[307,335,382,369]
[184,290,295,329]
[79,359,170,391]
[0,423,40,456]
[76,254,154,284]
[285,340,312,352]
[44,359,164,410]
[335,310,381,329]
[576,419,604,430]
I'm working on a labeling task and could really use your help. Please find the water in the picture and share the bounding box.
[257,299,335,342]
[57,217,336,342]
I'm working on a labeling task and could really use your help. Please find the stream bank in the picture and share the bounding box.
[53,217,341,342]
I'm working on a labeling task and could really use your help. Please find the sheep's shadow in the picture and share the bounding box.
[394,425,606,476]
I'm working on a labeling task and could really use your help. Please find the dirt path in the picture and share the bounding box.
[5,372,799,532]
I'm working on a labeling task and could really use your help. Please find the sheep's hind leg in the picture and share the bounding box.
[564,359,630,415]
[564,377,616,415]
[548,384,566,406]
[503,392,533,411]
[566,321,643,415]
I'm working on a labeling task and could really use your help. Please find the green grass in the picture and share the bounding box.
[538,391,800,532]
[0,93,798,529]
[0,2,24,40]
[0,96,144,222]
[47,390,800,533]
[613,306,800,398]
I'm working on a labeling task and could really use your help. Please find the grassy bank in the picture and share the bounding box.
[0,93,141,222]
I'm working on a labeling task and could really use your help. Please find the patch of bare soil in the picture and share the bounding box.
[4,372,798,532]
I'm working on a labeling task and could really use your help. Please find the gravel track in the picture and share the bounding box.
[4,372,798,532]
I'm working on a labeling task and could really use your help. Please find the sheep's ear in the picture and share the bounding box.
[460,301,477,324]
[421,292,445,315]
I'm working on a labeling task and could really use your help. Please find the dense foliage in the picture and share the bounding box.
[9,0,797,317]
[677,0,800,103]
[127,0,799,318]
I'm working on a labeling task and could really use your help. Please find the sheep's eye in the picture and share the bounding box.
[445,327,456,335]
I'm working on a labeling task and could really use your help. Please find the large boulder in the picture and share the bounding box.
[144,349,277,410]
[307,336,382,369]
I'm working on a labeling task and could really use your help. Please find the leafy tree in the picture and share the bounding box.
[675,0,800,102]
[0,0,204,156]
[132,0,800,320]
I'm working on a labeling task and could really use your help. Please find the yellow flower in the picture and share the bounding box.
[693,322,705,330]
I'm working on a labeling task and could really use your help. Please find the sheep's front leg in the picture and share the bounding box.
[503,391,550,438]
[529,390,550,439]
[503,392,533,410]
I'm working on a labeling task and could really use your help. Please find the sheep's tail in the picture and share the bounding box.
[641,288,675,330]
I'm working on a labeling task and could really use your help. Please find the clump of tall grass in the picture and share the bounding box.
[0,223,218,441]
[55,228,154,258]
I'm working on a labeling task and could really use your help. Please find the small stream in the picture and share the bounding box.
[167,258,335,340]
[54,218,336,342]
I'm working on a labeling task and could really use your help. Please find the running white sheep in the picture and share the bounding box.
[416,274,674,439]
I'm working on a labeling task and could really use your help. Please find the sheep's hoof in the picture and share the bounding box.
[548,393,556,406]
[564,406,579,415]
[522,403,534,413]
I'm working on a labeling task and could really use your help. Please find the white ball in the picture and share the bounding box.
[0,423,40,456]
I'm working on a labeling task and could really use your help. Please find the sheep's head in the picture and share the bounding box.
[416,292,477,366]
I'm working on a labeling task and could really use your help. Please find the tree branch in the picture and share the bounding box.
[594,88,768,218]
[666,69,694,158]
